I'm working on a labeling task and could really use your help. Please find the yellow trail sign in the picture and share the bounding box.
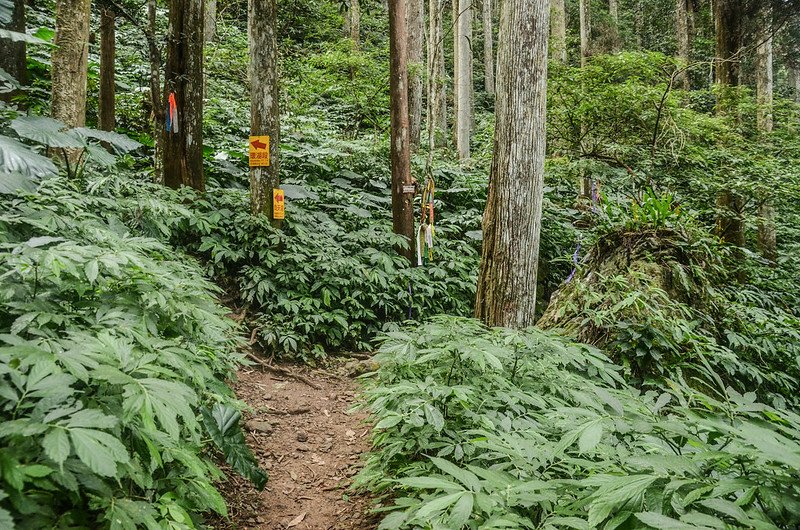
[249,135,270,167]
[273,188,285,220]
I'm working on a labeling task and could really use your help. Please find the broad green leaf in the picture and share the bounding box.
[0,136,57,178]
[636,512,711,530]
[69,428,129,477]
[42,429,70,465]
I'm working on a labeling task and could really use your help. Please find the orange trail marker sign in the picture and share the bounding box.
[249,135,270,167]
[273,188,285,220]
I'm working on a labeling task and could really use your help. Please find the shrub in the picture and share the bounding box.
[357,317,800,529]
[0,178,265,529]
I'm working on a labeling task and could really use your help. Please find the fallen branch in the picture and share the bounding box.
[245,352,322,390]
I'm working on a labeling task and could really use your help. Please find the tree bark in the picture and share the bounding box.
[99,7,116,132]
[475,0,549,328]
[426,0,447,148]
[789,66,800,103]
[163,0,205,191]
[249,0,281,219]
[675,0,692,91]
[579,0,591,197]
[756,8,775,261]
[608,0,619,51]
[389,0,415,261]
[755,13,773,133]
[549,0,566,64]
[408,0,424,150]
[148,0,165,183]
[346,0,360,49]
[205,0,216,42]
[0,0,27,105]
[455,0,472,160]
[579,0,590,68]
[51,0,90,169]
[452,0,459,145]
[52,0,90,127]
[714,0,741,90]
[713,0,743,247]
[483,0,494,94]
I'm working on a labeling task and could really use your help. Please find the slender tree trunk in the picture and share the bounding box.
[608,0,619,51]
[475,0,549,328]
[452,0,458,143]
[550,0,566,64]
[714,0,741,93]
[714,0,743,247]
[634,0,643,48]
[163,0,205,191]
[0,0,27,106]
[52,0,90,127]
[756,8,775,261]
[675,0,692,90]
[579,0,591,197]
[347,0,361,49]
[205,0,216,42]
[427,0,447,148]
[249,0,281,219]
[52,0,90,169]
[455,0,472,159]
[756,16,773,133]
[483,0,494,94]
[148,0,165,183]
[579,0,590,68]
[389,0,415,261]
[408,0,424,150]
[789,66,800,102]
[99,7,116,132]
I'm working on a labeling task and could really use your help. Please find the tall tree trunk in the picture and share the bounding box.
[426,0,447,148]
[713,0,743,247]
[714,0,741,92]
[205,0,216,42]
[483,0,494,94]
[163,0,205,191]
[789,66,800,103]
[99,7,116,132]
[346,0,361,49]
[550,0,566,64]
[249,0,281,218]
[0,0,27,106]
[579,0,591,196]
[455,0,472,159]
[633,0,643,48]
[675,0,692,91]
[608,0,619,51]
[389,0,415,261]
[755,15,773,133]
[475,0,549,328]
[756,8,775,261]
[408,0,424,150]
[579,0,590,68]
[52,0,90,169]
[452,0,459,145]
[148,0,165,183]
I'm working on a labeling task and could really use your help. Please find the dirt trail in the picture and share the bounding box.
[214,361,379,530]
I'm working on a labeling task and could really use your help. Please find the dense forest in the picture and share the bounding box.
[1,0,800,528]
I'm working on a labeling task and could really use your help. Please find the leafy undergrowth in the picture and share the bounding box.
[357,317,800,529]
[0,178,265,529]
[538,191,800,402]
[79,166,484,363]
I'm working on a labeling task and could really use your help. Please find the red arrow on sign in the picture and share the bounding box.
[251,139,267,150]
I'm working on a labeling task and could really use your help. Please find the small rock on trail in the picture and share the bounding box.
[212,362,378,529]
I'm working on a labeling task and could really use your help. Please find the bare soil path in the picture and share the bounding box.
[214,361,378,530]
